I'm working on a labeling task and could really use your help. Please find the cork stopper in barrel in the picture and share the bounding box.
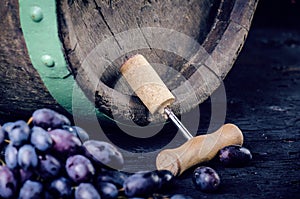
[120,54,175,114]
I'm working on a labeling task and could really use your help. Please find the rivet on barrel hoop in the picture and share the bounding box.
[41,55,55,67]
[30,6,43,22]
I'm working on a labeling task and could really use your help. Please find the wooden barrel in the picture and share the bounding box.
[0,0,258,124]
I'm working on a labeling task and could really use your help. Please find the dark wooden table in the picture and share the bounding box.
[161,1,300,198]
[168,27,300,198]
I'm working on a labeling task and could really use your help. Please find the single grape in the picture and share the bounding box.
[66,154,95,183]
[170,194,193,199]
[155,170,175,190]
[219,145,252,167]
[75,183,101,199]
[18,144,38,170]
[62,125,77,137]
[38,154,61,179]
[30,126,53,151]
[32,108,70,130]
[127,198,144,199]
[18,168,34,184]
[83,140,124,170]
[97,182,118,199]
[1,122,14,134]
[18,180,43,199]
[73,126,89,142]
[49,129,82,155]
[192,166,220,192]
[8,120,30,147]
[48,177,73,198]
[123,171,161,197]
[97,170,129,188]
[0,125,5,145]
[62,125,89,143]
[5,144,18,169]
[0,165,17,198]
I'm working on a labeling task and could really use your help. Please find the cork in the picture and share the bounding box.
[120,54,175,114]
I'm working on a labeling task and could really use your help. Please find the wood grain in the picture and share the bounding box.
[58,0,258,124]
[0,0,70,120]
[0,0,258,124]
[156,123,243,176]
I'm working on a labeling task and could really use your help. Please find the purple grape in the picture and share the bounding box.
[38,154,61,179]
[1,122,14,134]
[30,126,53,151]
[18,168,34,184]
[83,140,124,170]
[0,165,17,198]
[97,170,129,188]
[127,198,144,199]
[73,126,89,142]
[219,145,252,167]
[123,171,161,197]
[48,177,73,198]
[32,108,70,130]
[18,144,38,170]
[75,183,100,199]
[66,154,95,183]
[18,180,43,199]
[171,194,193,199]
[155,170,175,189]
[8,120,30,147]
[62,125,89,143]
[0,125,5,145]
[97,182,118,199]
[49,129,82,155]
[5,144,18,169]
[192,166,220,192]
[62,125,77,136]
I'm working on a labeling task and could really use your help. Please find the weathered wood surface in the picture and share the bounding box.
[0,0,257,124]
[0,0,68,119]
[195,26,300,198]
[59,0,258,124]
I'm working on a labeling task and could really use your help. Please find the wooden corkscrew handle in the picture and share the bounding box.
[156,123,244,176]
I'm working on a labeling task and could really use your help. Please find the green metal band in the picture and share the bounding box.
[18,0,102,119]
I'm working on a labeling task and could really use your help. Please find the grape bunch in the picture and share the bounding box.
[0,108,253,198]
[0,108,177,199]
